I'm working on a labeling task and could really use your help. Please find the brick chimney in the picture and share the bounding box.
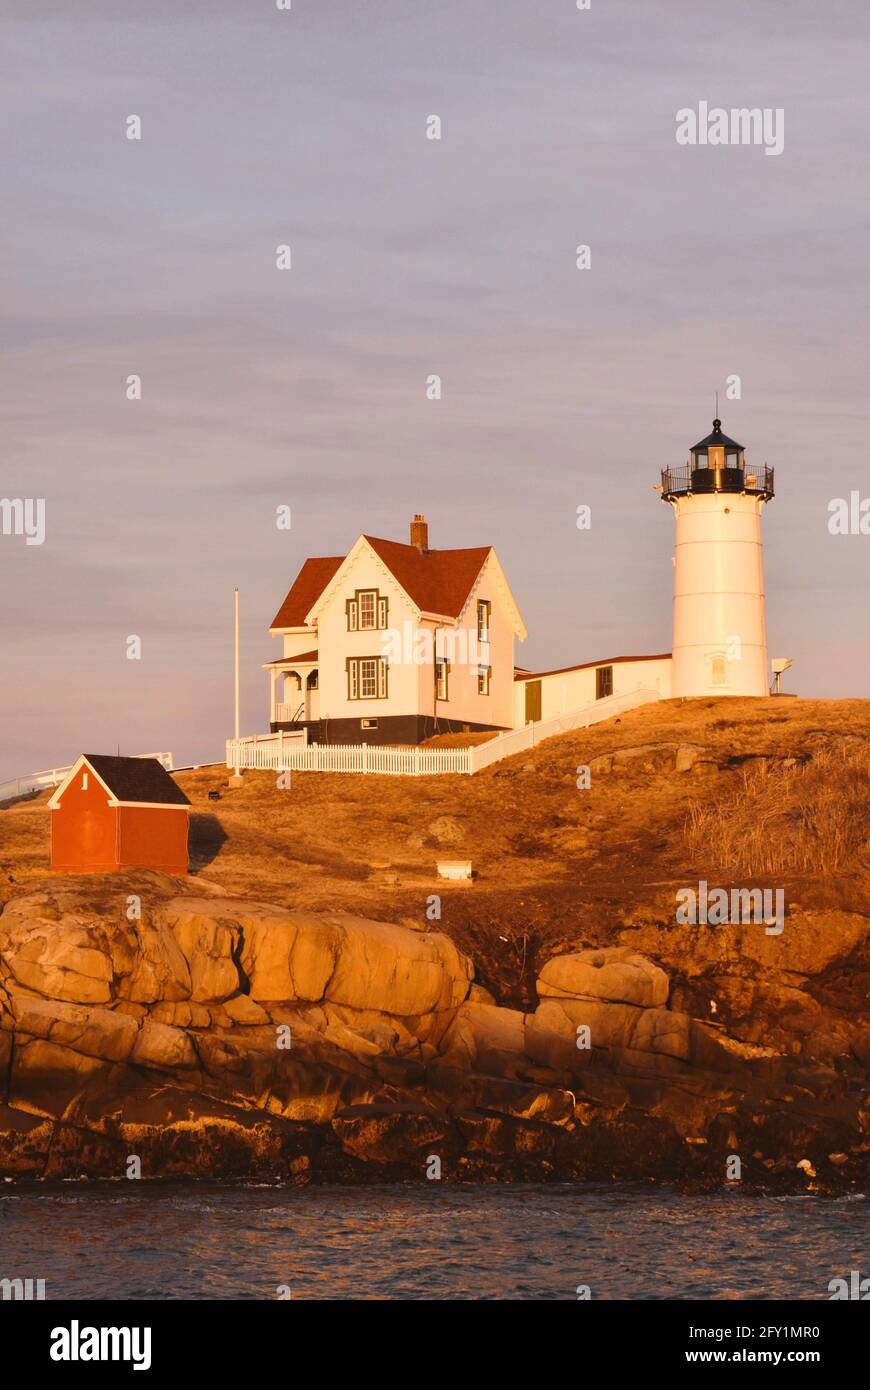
[410,514,429,553]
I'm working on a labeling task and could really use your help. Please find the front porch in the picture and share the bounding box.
[265,652,319,729]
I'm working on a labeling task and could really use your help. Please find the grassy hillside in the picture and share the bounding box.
[2,697,869,1012]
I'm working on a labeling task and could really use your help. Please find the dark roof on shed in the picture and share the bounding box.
[82,755,190,806]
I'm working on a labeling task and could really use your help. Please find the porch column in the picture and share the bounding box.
[270,668,278,724]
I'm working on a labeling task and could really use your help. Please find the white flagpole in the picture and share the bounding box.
[233,586,241,781]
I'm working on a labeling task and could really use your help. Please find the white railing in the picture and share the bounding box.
[226,687,661,778]
[227,728,308,770]
[468,687,660,772]
[226,735,472,776]
[274,702,305,723]
[0,752,175,806]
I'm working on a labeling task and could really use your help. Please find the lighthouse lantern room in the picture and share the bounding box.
[660,420,775,699]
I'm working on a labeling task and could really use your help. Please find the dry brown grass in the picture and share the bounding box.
[684,742,870,877]
[2,697,870,1006]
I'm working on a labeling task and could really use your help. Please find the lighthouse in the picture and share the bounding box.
[660,419,774,698]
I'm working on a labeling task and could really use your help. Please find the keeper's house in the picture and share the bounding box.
[48,754,190,875]
[267,516,528,745]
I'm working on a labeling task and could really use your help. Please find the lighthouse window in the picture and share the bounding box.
[711,656,727,686]
[595,666,613,699]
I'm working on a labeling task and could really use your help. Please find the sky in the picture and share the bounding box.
[2,0,869,776]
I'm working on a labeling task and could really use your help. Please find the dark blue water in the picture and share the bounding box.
[1,1184,866,1300]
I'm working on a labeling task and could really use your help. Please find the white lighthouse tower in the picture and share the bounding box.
[661,419,774,698]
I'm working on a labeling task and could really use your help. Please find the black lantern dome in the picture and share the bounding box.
[661,419,774,500]
[691,419,744,465]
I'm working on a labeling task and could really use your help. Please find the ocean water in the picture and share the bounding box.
[0,1184,866,1300]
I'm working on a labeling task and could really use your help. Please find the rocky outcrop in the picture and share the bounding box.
[587,741,811,777]
[0,884,866,1190]
[537,947,670,1007]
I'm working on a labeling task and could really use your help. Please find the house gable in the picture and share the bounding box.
[454,548,527,641]
[306,536,421,625]
[362,535,492,621]
[306,534,524,630]
[48,755,114,810]
[311,540,419,727]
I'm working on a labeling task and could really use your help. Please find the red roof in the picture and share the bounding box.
[270,557,343,629]
[515,653,671,681]
[264,650,318,666]
[271,538,493,630]
[363,536,491,617]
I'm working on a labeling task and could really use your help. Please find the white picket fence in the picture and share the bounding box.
[468,687,660,771]
[226,729,308,770]
[0,752,175,806]
[226,687,660,777]
[226,734,472,776]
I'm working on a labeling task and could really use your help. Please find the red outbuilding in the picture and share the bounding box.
[48,754,191,875]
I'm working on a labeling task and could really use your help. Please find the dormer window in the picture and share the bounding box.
[347,589,388,631]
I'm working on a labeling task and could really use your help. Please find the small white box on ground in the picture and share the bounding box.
[437,860,473,881]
